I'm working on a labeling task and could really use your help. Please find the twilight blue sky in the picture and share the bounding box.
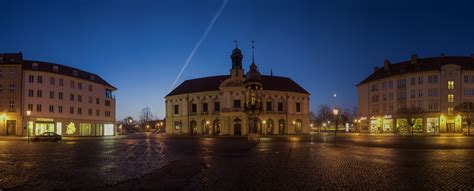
[1,0,474,120]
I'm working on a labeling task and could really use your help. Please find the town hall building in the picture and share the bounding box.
[165,44,310,135]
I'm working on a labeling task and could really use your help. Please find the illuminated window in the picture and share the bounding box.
[448,107,454,115]
[448,94,454,103]
[448,81,454,89]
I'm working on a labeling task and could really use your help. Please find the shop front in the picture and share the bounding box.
[28,117,115,136]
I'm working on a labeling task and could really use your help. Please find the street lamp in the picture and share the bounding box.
[333,108,339,139]
[26,110,31,143]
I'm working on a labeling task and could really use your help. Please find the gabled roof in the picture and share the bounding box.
[357,56,474,86]
[166,75,309,97]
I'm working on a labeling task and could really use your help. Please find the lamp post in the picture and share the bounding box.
[26,110,31,143]
[333,108,339,143]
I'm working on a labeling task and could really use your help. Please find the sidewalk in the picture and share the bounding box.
[0,134,134,142]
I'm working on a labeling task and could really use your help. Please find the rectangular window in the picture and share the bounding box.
[233,100,241,108]
[96,109,100,116]
[88,109,92,115]
[418,89,423,97]
[80,123,91,136]
[58,106,63,113]
[214,102,220,112]
[203,103,208,112]
[37,76,42,84]
[410,77,416,85]
[278,102,284,112]
[418,76,423,84]
[9,84,14,93]
[266,101,272,111]
[50,91,54,99]
[59,79,64,86]
[49,105,54,113]
[8,100,14,110]
[50,77,55,85]
[296,103,301,112]
[37,104,42,112]
[28,104,33,111]
[410,90,416,99]
[397,79,406,88]
[174,105,179,115]
[78,95,82,102]
[88,85,93,92]
[448,80,454,89]
[70,81,75,89]
[448,107,454,115]
[37,90,42,98]
[59,92,63,100]
[78,108,82,115]
[96,98,100,105]
[105,111,111,117]
[70,94,74,101]
[70,107,74,114]
[88,96,92,103]
[28,89,34,97]
[448,94,454,103]
[78,83,82,90]
[371,84,378,91]
[28,75,34,83]
[191,104,197,113]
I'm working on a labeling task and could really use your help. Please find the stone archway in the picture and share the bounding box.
[212,119,220,135]
[233,118,242,135]
[278,119,286,134]
[266,119,274,135]
[295,119,302,134]
[190,120,197,135]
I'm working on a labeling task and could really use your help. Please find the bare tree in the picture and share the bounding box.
[455,102,474,136]
[315,104,333,130]
[139,107,154,130]
[397,107,424,135]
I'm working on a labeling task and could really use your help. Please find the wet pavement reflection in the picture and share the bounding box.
[0,134,474,190]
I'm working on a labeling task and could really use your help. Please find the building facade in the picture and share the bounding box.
[357,54,474,134]
[165,46,310,135]
[0,53,117,136]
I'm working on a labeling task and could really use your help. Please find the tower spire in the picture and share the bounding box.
[251,40,255,64]
[234,40,239,48]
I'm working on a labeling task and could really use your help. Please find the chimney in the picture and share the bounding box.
[384,59,391,70]
[373,66,379,73]
[411,54,418,64]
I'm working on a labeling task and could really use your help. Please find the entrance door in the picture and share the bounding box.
[6,120,16,136]
[447,123,455,133]
[234,124,241,135]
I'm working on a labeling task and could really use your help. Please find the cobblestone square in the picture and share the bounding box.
[1,134,474,190]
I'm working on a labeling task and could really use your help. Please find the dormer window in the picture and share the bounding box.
[32,63,38,70]
[72,70,78,76]
[90,75,95,81]
[52,65,59,72]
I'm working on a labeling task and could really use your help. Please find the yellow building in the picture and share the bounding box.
[0,53,117,136]
[165,45,310,135]
[357,54,474,134]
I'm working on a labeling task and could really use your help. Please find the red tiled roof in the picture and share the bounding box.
[357,56,474,86]
[166,75,309,97]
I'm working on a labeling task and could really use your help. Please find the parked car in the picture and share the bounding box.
[32,132,62,142]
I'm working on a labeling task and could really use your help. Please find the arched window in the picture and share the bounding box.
[278,119,286,134]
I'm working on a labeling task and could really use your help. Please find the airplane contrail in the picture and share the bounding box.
[169,0,228,92]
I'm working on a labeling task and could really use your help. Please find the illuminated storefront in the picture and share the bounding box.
[370,117,382,133]
[27,118,115,136]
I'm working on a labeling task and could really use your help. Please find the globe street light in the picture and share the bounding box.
[333,108,339,144]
